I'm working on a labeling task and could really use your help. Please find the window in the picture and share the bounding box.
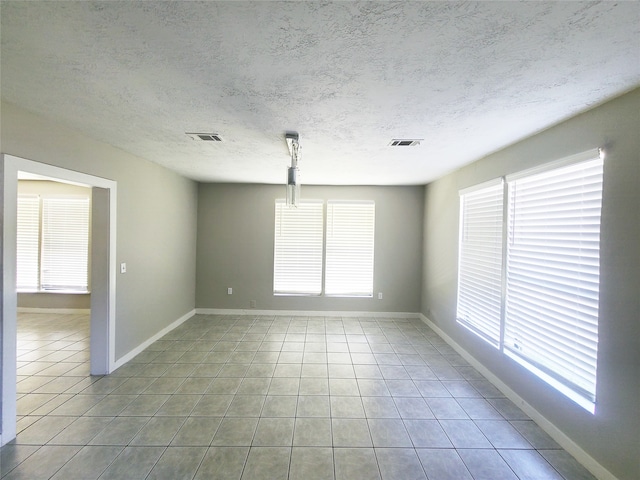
[274,200,324,295]
[456,149,604,411]
[16,195,41,290]
[16,195,90,292]
[273,199,375,296]
[456,180,504,345]
[325,201,375,296]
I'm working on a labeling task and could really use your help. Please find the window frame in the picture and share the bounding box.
[16,195,41,291]
[16,194,91,294]
[325,200,375,297]
[273,199,325,296]
[456,178,506,346]
[273,199,376,297]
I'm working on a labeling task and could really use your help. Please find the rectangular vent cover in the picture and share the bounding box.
[389,139,422,147]
[187,133,222,142]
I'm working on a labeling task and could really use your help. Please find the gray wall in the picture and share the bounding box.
[421,88,640,480]
[18,293,90,310]
[1,102,198,359]
[196,184,423,313]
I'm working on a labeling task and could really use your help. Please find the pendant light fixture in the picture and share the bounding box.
[285,132,300,208]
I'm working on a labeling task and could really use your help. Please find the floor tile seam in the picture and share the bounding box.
[372,445,429,479]
[127,445,169,480]
[17,391,75,417]
[44,441,108,480]
[468,417,535,451]
[505,421,563,452]
[185,443,215,480]
[73,444,129,479]
[0,443,44,479]
[494,448,571,480]
[457,447,523,480]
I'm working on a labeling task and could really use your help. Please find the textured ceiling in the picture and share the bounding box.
[1,1,639,185]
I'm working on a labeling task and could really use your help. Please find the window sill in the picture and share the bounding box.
[17,289,90,295]
[274,293,322,297]
[273,293,373,298]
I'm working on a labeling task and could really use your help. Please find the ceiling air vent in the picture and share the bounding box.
[187,133,222,142]
[388,139,423,147]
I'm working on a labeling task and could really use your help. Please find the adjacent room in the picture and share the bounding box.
[1,2,639,480]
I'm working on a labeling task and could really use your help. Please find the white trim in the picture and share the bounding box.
[112,309,196,370]
[505,148,601,182]
[459,177,503,196]
[195,308,420,319]
[419,314,617,480]
[2,154,117,446]
[505,349,595,414]
[17,308,91,314]
[275,198,324,205]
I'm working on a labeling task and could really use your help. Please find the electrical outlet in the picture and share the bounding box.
[377,292,383,300]
[227,287,233,295]
[250,300,256,308]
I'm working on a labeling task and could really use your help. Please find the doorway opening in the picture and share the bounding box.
[1,154,117,445]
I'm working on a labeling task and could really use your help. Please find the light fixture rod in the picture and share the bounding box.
[286,133,300,168]
[285,133,301,208]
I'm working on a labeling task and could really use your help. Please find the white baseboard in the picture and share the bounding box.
[195,308,420,319]
[17,307,91,314]
[419,314,617,480]
[112,309,195,370]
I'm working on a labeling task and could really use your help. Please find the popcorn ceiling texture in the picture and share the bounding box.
[1,1,638,185]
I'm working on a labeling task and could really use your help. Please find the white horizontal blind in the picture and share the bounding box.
[325,201,375,296]
[41,197,90,291]
[457,182,504,345]
[16,195,41,291]
[505,156,603,402]
[273,200,324,295]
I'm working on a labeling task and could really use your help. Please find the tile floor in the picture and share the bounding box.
[1,312,597,479]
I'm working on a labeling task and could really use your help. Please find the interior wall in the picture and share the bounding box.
[196,184,424,313]
[421,88,640,480]
[1,102,198,359]
[17,180,92,310]
[18,293,90,310]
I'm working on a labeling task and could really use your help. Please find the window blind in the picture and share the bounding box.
[41,197,90,291]
[273,200,324,295]
[456,181,504,345]
[504,156,603,403]
[16,195,41,291]
[325,201,375,296]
